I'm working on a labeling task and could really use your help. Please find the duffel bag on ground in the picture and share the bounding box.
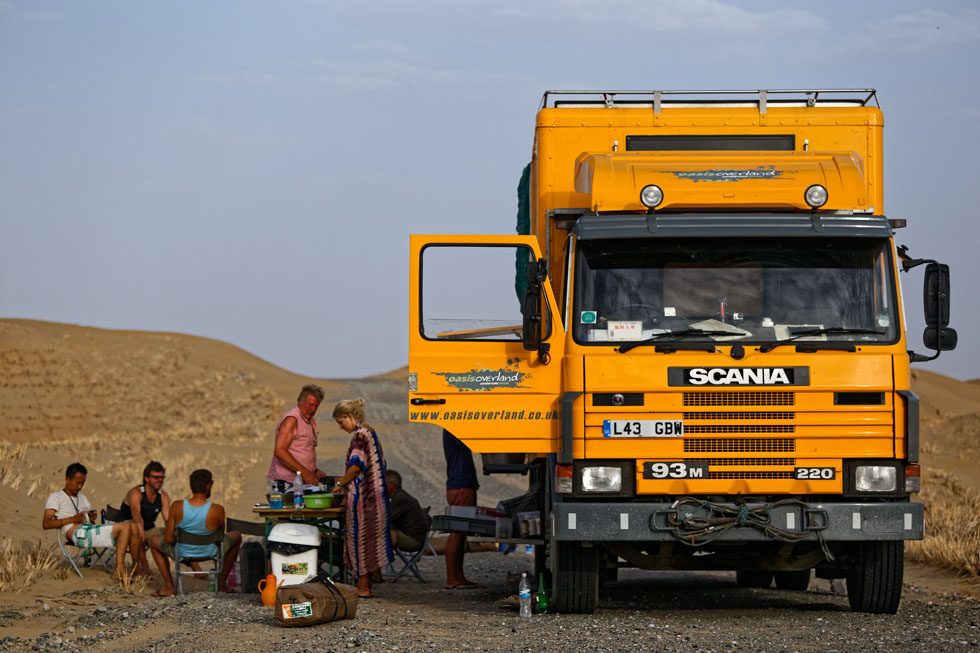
[275,575,358,627]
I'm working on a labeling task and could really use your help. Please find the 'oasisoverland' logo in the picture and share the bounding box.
[669,166,793,182]
[433,359,530,392]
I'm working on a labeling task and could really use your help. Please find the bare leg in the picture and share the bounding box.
[357,574,372,596]
[147,534,175,596]
[217,532,242,592]
[135,544,150,575]
[111,521,132,577]
[126,522,141,572]
[444,532,467,587]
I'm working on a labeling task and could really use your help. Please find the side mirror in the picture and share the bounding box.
[923,263,951,327]
[923,326,957,351]
[922,262,957,352]
[525,258,547,284]
[522,285,542,351]
[521,257,550,361]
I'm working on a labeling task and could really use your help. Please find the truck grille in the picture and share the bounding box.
[684,437,795,453]
[709,471,796,480]
[686,425,795,434]
[685,457,795,466]
[683,391,794,406]
[684,411,794,420]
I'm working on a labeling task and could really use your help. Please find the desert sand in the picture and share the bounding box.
[1,318,978,649]
[0,318,526,549]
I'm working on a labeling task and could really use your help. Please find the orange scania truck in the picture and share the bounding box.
[408,89,957,614]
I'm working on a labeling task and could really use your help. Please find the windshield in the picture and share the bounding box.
[573,237,899,347]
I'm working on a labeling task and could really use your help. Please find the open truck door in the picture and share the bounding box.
[408,234,565,455]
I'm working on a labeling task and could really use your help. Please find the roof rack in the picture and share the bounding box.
[539,89,879,113]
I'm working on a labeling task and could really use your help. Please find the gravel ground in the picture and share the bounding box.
[2,552,978,652]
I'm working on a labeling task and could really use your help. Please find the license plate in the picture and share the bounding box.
[603,419,684,437]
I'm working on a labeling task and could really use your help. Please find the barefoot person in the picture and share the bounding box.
[332,398,394,598]
[43,462,140,578]
[268,384,328,487]
[147,469,242,597]
[443,429,482,589]
[118,460,171,575]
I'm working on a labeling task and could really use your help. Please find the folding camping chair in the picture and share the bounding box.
[173,527,225,595]
[387,507,433,583]
[55,524,115,578]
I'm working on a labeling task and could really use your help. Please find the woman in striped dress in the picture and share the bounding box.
[332,398,394,598]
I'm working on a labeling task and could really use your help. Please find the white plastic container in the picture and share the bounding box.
[267,522,321,587]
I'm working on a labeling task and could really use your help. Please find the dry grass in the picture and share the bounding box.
[907,469,980,583]
[0,537,67,592]
[0,442,29,491]
[116,567,150,594]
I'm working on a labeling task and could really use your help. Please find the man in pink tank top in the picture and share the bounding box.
[268,384,327,486]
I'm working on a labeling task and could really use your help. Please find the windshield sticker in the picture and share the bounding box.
[664,307,676,317]
[432,359,530,391]
[580,311,597,324]
[668,166,793,182]
[607,321,642,341]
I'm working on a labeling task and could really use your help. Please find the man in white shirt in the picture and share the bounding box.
[43,462,139,578]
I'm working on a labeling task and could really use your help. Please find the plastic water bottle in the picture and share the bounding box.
[293,471,305,509]
[518,572,532,619]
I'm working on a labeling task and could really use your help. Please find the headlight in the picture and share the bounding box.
[640,184,664,208]
[854,465,897,492]
[581,466,623,492]
[804,184,828,208]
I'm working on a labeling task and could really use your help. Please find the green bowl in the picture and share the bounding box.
[304,493,335,509]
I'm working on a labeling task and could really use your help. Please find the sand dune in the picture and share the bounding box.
[1,318,977,557]
[0,319,523,546]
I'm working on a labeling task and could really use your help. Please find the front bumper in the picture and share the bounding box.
[553,500,923,542]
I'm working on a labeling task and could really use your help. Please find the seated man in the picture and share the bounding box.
[42,462,139,578]
[386,469,429,552]
[118,460,171,576]
[147,469,242,597]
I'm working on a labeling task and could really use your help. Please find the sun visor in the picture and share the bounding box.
[573,151,869,212]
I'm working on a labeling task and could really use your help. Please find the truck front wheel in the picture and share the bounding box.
[551,541,598,614]
[846,541,903,614]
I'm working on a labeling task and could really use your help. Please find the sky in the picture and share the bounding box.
[1,0,977,381]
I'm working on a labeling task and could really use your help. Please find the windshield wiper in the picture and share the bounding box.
[758,327,885,353]
[617,329,738,353]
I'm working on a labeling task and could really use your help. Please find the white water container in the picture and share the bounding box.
[267,522,321,586]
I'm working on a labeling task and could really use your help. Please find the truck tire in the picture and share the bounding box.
[774,570,811,591]
[551,541,598,614]
[735,570,773,588]
[846,541,903,614]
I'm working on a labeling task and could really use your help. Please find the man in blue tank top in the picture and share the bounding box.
[147,469,242,597]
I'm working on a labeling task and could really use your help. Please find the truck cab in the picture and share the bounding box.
[409,89,956,614]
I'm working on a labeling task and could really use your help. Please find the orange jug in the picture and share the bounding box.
[258,573,282,606]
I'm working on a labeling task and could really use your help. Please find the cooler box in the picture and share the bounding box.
[267,523,321,587]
